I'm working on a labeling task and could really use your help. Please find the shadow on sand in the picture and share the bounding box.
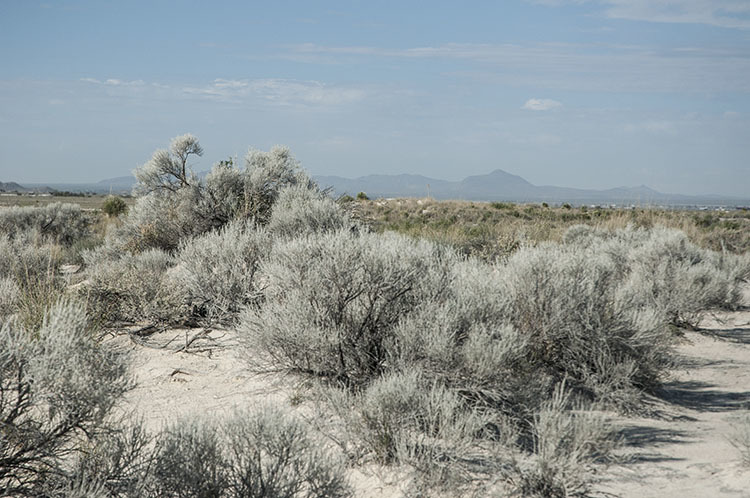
[702,327,750,344]
[616,425,691,463]
[657,379,750,412]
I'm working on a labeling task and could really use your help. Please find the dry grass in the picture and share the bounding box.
[0,193,134,210]
[352,198,750,259]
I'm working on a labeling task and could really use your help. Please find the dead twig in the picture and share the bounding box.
[174,328,213,354]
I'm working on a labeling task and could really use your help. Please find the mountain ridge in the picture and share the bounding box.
[8,169,749,206]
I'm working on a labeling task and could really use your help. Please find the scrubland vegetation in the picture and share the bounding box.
[1,134,749,496]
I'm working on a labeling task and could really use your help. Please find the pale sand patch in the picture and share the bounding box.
[599,308,750,497]
[110,327,409,496]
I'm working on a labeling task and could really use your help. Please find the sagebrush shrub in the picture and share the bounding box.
[392,258,551,421]
[83,247,185,324]
[243,145,316,224]
[73,408,351,498]
[501,242,671,395]
[239,229,456,387]
[267,184,355,238]
[565,224,748,328]
[0,235,65,331]
[0,300,130,496]
[504,383,616,498]
[351,369,486,468]
[0,203,91,245]
[169,221,271,325]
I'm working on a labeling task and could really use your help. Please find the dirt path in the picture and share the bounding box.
[600,309,750,497]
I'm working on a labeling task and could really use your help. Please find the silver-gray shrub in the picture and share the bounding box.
[0,300,130,496]
[565,224,748,328]
[116,138,319,252]
[239,229,456,387]
[504,383,617,498]
[243,145,316,224]
[391,258,551,421]
[0,235,65,330]
[350,369,486,469]
[0,203,91,245]
[500,242,672,395]
[90,408,350,498]
[169,221,271,326]
[267,184,355,238]
[83,247,185,324]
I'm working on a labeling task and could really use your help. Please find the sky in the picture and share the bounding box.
[1,0,749,197]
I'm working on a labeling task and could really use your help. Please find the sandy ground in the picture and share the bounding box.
[598,308,750,497]
[112,305,750,497]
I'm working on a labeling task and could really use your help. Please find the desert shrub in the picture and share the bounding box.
[0,300,130,497]
[267,184,355,238]
[151,420,228,497]
[0,235,65,331]
[0,203,91,245]
[219,407,350,498]
[73,408,350,498]
[0,277,19,318]
[500,242,672,398]
[350,370,486,469]
[239,229,456,388]
[101,196,128,218]
[168,221,271,325]
[83,247,185,324]
[115,139,317,253]
[67,421,154,498]
[133,133,203,195]
[504,384,616,498]
[566,225,749,328]
[392,258,551,422]
[243,145,316,224]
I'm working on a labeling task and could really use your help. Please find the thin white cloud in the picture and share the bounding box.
[522,98,562,111]
[723,110,740,118]
[288,42,750,94]
[77,76,366,107]
[80,77,145,86]
[529,0,750,29]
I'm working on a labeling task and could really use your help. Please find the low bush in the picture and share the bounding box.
[0,235,65,331]
[239,229,456,388]
[169,221,271,325]
[0,300,130,496]
[267,184,355,239]
[501,242,672,397]
[565,224,749,329]
[504,383,617,498]
[70,408,351,498]
[0,203,91,245]
[101,196,128,218]
[83,247,185,324]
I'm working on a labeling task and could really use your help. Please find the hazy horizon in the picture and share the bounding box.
[2,1,749,197]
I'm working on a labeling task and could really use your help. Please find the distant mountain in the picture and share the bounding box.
[9,169,745,206]
[314,169,748,206]
[97,175,136,191]
[0,181,30,192]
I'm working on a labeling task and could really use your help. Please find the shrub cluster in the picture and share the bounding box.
[64,408,351,498]
[0,203,91,245]
[16,135,743,496]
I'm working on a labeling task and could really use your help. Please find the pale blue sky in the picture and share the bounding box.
[1,0,749,196]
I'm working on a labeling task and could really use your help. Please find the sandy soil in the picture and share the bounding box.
[599,308,750,497]
[112,306,750,497]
